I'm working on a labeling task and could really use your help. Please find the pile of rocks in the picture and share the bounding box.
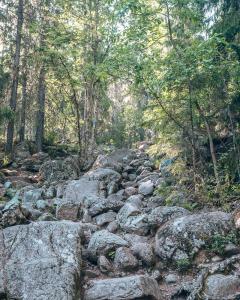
[0,146,240,299]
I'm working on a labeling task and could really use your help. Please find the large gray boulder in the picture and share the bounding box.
[84,275,161,300]
[203,274,240,299]
[155,212,233,262]
[117,203,149,235]
[39,156,79,183]
[63,177,100,204]
[87,230,128,257]
[87,168,121,184]
[0,221,82,300]
[148,206,190,229]
[87,194,124,217]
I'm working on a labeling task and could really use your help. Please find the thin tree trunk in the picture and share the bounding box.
[19,43,28,142]
[228,105,240,180]
[188,83,197,190]
[35,66,46,152]
[196,101,220,187]
[5,0,24,154]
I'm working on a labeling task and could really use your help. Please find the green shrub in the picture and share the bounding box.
[176,258,191,272]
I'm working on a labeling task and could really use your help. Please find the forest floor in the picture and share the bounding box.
[0,142,240,299]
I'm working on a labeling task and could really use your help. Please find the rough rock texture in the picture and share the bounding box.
[84,275,162,300]
[87,230,128,257]
[114,247,138,271]
[155,212,233,261]
[63,177,100,204]
[0,221,82,300]
[117,203,149,235]
[56,202,80,221]
[148,206,190,229]
[40,156,79,183]
[203,274,240,299]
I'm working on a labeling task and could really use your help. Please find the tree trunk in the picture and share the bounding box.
[5,0,24,155]
[19,43,28,142]
[35,66,46,152]
[196,101,220,187]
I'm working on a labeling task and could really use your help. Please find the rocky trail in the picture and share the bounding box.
[0,143,240,300]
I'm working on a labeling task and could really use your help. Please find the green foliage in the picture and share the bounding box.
[206,232,239,255]
[176,258,191,272]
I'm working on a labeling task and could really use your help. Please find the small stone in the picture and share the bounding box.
[38,212,56,221]
[36,199,48,210]
[4,181,12,189]
[125,187,138,197]
[98,255,112,274]
[106,221,118,233]
[165,274,178,284]
[224,243,240,257]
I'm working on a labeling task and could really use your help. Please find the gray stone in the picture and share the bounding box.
[114,247,138,271]
[148,206,190,229]
[56,202,80,221]
[88,230,128,257]
[87,168,121,185]
[106,221,118,233]
[88,194,124,217]
[138,180,154,196]
[22,188,43,208]
[126,194,143,207]
[39,156,79,183]
[84,275,161,300]
[131,242,154,266]
[98,255,112,274]
[36,199,48,210]
[165,274,178,284]
[155,212,233,262]
[38,212,56,221]
[117,203,149,235]
[63,177,100,204]
[95,211,117,226]
[0,221,82,300]
[203,274,240,299]
[125,187,137,197]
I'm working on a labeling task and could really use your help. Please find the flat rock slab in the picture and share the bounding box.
[84,275,162,300]
[0,221,82,300]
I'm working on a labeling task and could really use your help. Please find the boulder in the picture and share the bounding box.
[87,168,121,184]
[87,194,124,217]
[203,274,240,299]
[56,202,80,221]
[0,221,82,300]
[117,203,149,235]
[155,212,233,262]
[63,177,100,204]
[114,247,138,271]
[138,180,154,196]
[148,206,190,229]
[95,211,117,226]
[84,275,161,300]
[131,242,154,266]
[39,156,79,183]
[22,188,43,208]
[87,230,128,257]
